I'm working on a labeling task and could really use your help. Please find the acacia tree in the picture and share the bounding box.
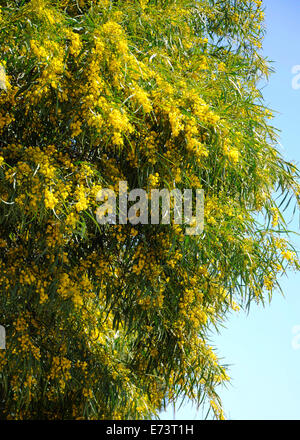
[0,0,299,420]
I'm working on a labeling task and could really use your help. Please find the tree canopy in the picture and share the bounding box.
[0,0,299,419]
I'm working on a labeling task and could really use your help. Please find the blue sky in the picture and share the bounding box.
[161,0,300,420]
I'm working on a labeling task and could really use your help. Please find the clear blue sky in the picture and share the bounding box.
[161,0,300,420]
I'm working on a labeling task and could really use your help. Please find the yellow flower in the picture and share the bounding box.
[226,148,239,163]
[44,189,58,210]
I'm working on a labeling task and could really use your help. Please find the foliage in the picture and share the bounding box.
[0,0,299,419]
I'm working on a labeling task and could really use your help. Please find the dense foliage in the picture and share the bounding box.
[0,0,299,419]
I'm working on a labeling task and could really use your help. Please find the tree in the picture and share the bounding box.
[0,0,299,420]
